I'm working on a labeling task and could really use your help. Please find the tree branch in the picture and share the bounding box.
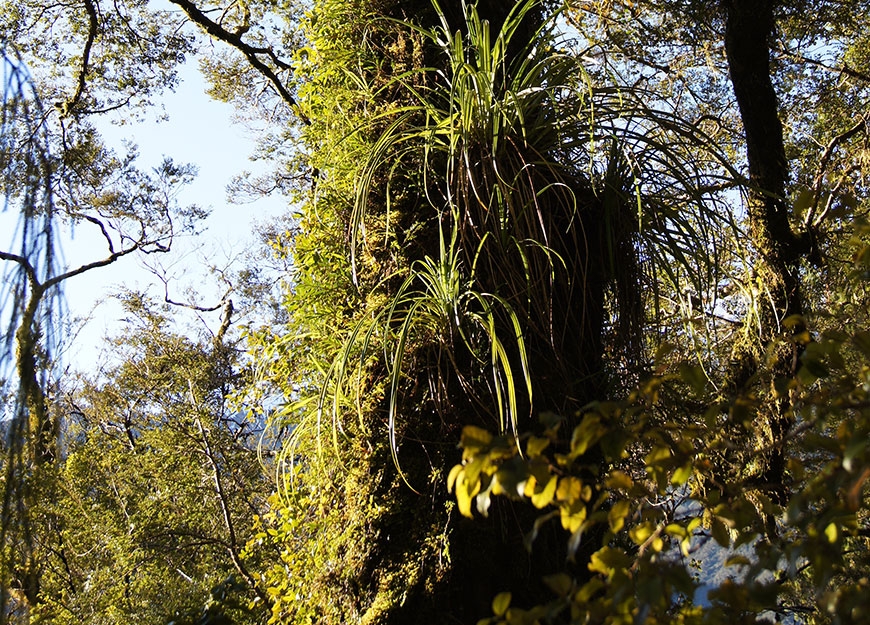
[0,250,39,287]
[188,381,269,606]
[774,44,870,84]
[61,0,99,117]
[807,115,868,226]
[43,243,142,291]
[166,0,310,125]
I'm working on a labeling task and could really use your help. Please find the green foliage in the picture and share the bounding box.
[6,0,870,623]
[249,0,868,623]
[19,302,271,624]
[285,0,744,482]
[0,0,194,116]
[450,245,870,623]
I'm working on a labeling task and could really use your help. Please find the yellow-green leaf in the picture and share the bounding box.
[447,464,463,493]
[711,516,730,547]
[646,446,671,466]
[492,592,511,617]
[605,470,633,491]
[456,473,480,518]
[671,463,693,486]
[570,414,606,457]
[531,475,558,509]
[629,522,655,546]
[461,425,493,456]
[527,436,550,458]
[825,522,838,543]
[560,501,587,533]
[556,476,582,503]
[543,573,573,597]
[608,500,631,533]
[589,546,631,576]
[575,578,604,602]
[665,523,686,538]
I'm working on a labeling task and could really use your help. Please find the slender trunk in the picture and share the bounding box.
[2,283,57,622]
[17,286,57,467]
[187,373,268,606]
[723,0,806,499]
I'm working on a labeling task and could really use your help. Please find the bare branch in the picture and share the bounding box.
[0,250,39,286]
[152,265,231,313]
[43,242,142,291]
[80,214,116,255]
[807,115,868,226]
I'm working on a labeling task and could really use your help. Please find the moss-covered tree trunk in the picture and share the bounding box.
[264,1,625,623]
[722,0,809,499]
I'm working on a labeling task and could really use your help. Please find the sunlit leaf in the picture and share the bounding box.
[492,592,511,617]
[531,475,558,509]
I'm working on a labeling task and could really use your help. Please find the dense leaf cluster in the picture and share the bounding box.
[2,0,869,623]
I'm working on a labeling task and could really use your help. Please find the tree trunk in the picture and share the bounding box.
[723,0,806,499]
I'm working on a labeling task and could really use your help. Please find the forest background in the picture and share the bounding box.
[1,0,870,624]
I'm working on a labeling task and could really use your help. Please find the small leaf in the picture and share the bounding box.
[447,464,463,492]
[711,516,730,547]
[493,460,528,497]
[605,470,633,491]
[461,426,493,456]
[560,500,587,533]
[665,523,686,538]
[646,446,671,465]
[526,436,550,458]
[629,522,655,545]
[608,500,631,533]
[531,475,558,509]
[542,573,573,597]
[793,187,814,217]
[724,555,751,567]
[589,547,631,577]
[678,363,707,394]
[556,476,582,503]
[575,578,604,602]
[492,592,511,617]
[570,414,606,457]
[456,473,480,518]
[464,456,487,486]
[671,463,693,486]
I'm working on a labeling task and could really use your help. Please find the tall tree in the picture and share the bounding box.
[15,294,273,624]
[246,0,870,623]
[1,3,212,616]
[3,0,869,623]
[242,0,739,622]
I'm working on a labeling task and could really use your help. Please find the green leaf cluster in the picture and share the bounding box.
[452,272,870,624]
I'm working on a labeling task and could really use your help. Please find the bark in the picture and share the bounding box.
[722,0,806,499]
[320,2,608,622]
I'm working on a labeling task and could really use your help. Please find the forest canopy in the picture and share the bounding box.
[1,0,869,624]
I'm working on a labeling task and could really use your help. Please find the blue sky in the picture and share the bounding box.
[59,61,288,371]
